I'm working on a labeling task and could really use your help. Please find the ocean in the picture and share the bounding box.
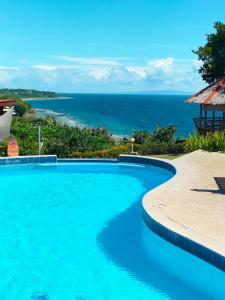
[28,93,198,138]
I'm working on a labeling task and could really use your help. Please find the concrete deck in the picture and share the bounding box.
[143,150,225,257]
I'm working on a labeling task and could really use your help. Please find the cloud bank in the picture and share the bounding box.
[0,56,204,93]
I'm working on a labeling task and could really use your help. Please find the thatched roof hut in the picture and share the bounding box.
[185,77,225,133]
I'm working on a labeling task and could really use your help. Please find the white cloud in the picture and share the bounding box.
[0,57,204,92]
[0,66,20,70]
[0,66,20,85]
[51,55,122,66]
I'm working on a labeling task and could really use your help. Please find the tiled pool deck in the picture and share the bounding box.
[142,150,225,269]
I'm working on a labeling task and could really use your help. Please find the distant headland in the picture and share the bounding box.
[0,88,57,100]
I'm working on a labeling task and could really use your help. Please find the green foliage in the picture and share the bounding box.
[132,130,150,144]
[193,22,225,83]
[0,89,56,99]
[69,145,133,158]
[130,124,183,156]
[185,131,225,152]
[14,99,32,117]
[151,124,176,142]
[133,124,176,144]
[139,140,185,155]
[10,117,115,157]
[0,118,185,158]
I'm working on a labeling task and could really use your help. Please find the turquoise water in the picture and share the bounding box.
[28,94,198,137]
[0,162,224,299]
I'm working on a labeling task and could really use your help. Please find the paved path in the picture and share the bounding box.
[143,150,225,256]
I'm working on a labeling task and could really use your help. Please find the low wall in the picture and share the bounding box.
[57,158,118,163]
[0,155,57,165]
[119,154,176,173]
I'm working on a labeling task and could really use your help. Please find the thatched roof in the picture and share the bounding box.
[186,77,225,105]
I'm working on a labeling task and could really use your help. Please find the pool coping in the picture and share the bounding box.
[134,152,225,272]
[99,153,225,272]
[57,158,118,163]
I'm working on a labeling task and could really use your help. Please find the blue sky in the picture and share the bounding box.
[0,0,225,93]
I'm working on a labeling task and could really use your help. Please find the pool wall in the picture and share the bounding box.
[57,158,118,163]
[119,155,176,174]
[0,155,57,165]
[119,155,225,272]
[142,209,225,272]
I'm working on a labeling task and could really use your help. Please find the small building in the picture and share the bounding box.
[185,77,225,134]
[0,99,17,141]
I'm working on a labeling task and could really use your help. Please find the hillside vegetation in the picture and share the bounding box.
[0,118,186,157]
[0,88,56,99]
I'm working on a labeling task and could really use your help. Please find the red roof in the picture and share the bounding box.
[185,77,225,105]
[0,99,17,107]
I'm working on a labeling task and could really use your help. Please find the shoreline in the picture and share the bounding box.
[33,108,124,140]
[22,96,72,101]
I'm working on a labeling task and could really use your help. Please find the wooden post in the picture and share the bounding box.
[204,107,207,130]
[212,110,215,131]
[200,104,203,118]
[38,125,41,155]
[200,104,203,129]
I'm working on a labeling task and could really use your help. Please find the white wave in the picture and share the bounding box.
[35,108,87,128]
[34,108,124,140]
[35,108,65,116]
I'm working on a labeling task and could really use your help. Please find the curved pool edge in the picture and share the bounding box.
[57,158,119,163]
[58,154,225,271]
[136,152,225,272]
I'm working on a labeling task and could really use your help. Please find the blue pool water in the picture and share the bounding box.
[0,162,224,299]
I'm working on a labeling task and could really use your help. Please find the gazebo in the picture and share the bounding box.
[185,77,225,134]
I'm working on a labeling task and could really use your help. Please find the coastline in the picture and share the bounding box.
[33,107,123,140]
[22,96,71,101]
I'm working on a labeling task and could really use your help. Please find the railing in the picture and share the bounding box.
[194,117,225,133]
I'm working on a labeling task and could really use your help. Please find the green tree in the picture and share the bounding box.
[193,22,225,83]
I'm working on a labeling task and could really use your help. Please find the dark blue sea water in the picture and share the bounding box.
[28,94,198,137]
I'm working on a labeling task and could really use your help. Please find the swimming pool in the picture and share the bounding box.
[0,161,224,299]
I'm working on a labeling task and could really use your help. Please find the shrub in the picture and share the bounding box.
[138,141,185,155]
[132,130,150,144]
[185,131,225,152]
[132,124,176,145]
[14,99,32,117]
[151,124,176,142]
[10,117,115,156]
[2,119,184,158]
[69,145,134,158]
[139,140,167,155]
[166,142,185,154]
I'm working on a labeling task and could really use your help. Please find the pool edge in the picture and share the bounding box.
[120,154,225,272]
